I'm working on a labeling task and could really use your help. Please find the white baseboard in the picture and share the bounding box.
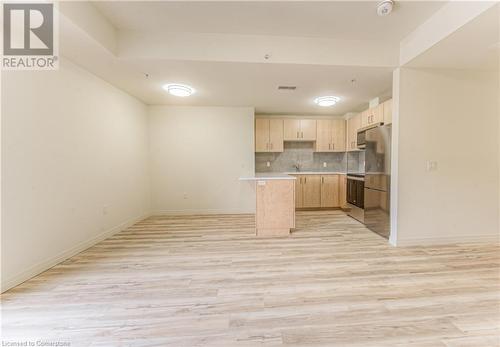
[152,208,255,216]
[1,212,151,293]
[395,234,500,246]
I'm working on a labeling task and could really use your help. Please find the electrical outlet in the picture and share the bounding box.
[266,161,271,167]
[323,162,327,168]
[426,161,438,172]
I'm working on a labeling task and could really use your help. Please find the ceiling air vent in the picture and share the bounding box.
[277,86,297,90]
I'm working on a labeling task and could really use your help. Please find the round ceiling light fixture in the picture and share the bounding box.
[162,83,195,97]
[377,0,394,16]
[314,96,340,107]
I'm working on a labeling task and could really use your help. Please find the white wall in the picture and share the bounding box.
[389,68,401,246]
[149,106,255,214]
[395,67,499,245]
[498,5,500,235]
[1,58,151,291]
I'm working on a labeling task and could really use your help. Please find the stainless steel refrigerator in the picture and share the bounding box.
[364,125,391,239]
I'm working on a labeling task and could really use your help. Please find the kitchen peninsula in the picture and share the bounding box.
[239,174,296,237]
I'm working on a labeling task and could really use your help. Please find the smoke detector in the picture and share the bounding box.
[377,0,394,16]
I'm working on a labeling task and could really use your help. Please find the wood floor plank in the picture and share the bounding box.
[1,211,499,346]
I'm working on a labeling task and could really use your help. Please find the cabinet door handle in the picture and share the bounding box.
[322,177,324,184]
[332,143,335,150]
[304,177,307,184]
[301,131,304,138]
[329,143,331,150]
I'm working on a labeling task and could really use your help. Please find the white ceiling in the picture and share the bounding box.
[406,4,499,70]
[120,60,393,114]
[93,1,445,43]
[60,1,455,114]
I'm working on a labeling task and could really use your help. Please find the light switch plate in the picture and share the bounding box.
[266,161,271,167]
[323,162,327,168]
[427,161,438,171]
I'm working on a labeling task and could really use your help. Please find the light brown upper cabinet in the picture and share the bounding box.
[269,119,284,152]
[382,98,392,125]
[361,104,384,128]
[255,118,284,152]
[320,175,340,208]
[255,118,269,152]
[347,114,361,151]
[316,119,346,152]
[284,119,317,141]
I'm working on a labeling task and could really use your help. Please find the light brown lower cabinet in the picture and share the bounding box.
[294,174,346,209]
[320,175,339,208]
[302,175,321,208]
[295,176,304,208]
[339,174,347,208]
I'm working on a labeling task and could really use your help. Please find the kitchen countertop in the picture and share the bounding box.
[239,173,297,180]
[284,171,347,175]
[241,171,362,180]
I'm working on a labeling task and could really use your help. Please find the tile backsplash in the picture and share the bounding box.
[255,142,365,173]
[347,150,365,173]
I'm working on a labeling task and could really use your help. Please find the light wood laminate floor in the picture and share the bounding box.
[2,211,499,346]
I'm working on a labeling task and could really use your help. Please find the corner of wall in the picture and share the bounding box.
[389,67,400,246]
[497,3,500,235]
[1,212,150,293]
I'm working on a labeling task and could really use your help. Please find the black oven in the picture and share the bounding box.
[347,176,364,209]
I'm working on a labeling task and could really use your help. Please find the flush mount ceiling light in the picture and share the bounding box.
[162,83,195,97]
[377,0,394,16]
[314,96,340,107]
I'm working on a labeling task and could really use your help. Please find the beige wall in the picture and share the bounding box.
[148,106,255,214]
[395,67,499,245]
[1,58,151,291]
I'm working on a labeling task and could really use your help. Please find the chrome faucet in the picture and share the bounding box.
[293,163,301,172]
